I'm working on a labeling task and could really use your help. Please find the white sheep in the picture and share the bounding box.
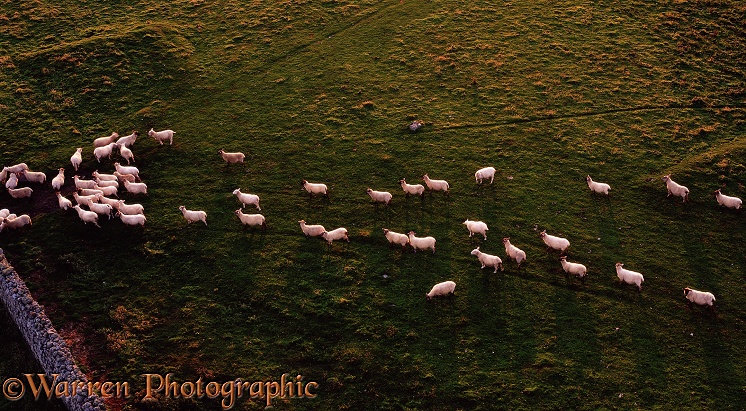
[475,166,496,184]
[235,209,266,229]
[115,200,144,215]
[302,180,328,198]
[366,188,392,205]
[422,174,449,194]
[713,189,742,210]
[114,163,140,181]
[93,132,119,148]
[502,237,527,268]
[148,128,174,145]
[683,287,716,311]
[0,169,6,184]
[56,192,73,210]
[298,220,326,238]
[7,187,33,199]
[123,180,148,195]
[51,168,65,190]
[586,175,611,195]
[540,230,570,254]
[118,143,135,164]
[407,231,436,254]
[78,188,104,197]
[559,256,587,284]
[117,211,146,227]
[70,148,83,171]
[232,188,261,210]
[92,171,117,181]
[116,131,139,148]
[426,280,456,301]
[5,172,18,189]
[399,178,425,198]
[88,202,114,219]
[21,170,46,184]
[661,174,689,203]
[96,195,121,209]
[463,219,488,240]
[74,175,98,190]
[94,184,118,197]
[382,228,409,248]
[3,163,28,173]
[0,214,31,231]
[93,142,117,163]
[179,205,207,225]
[615,262,644,291]
[0,209,10,218]
[72,204,101,228]
[113,171,137,184]
[470,247,503,273]
[73,192,98,206]
[321,227,349,246]
[95,179,119,188]
[218,149,245,164]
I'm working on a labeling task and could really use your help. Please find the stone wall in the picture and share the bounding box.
[0,249,106,411]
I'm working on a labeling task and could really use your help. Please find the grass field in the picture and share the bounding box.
[1,1,745,410]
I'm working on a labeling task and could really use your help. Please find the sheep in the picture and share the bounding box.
[298,220,325,238]
[382,228,409,248]
[116,131,139,148]
[117,211,146,227]
[78,188,104,197]
[96,195,121,209]
[123,180,148,195]
[92,171,117,181]
[21,170,46,184]
[114,163,140,181]
[475,166,496,184]
[93,142,117,163]
[91,184,117,197]
[539,230,570,255]
[586,175,611,195]
[235,209,266,229]
[470,247,503,273]
[302,180,328,198]
[118,143,135,164]
[70,148,83,171]
[407,231,436,254]
[95,179,119,188]
[232,188,261,210]
[426,281,456,301]
[422,174,449,195]
[73,192,98,206]
[463,219,488,240]
[51,168,65,190]
[615,263,644,291]
[115,200,144,215]
[7,187,33,199]
[218,149,245,164]
[502,237,527,268]
[113,171,137,184]
[5,172,18,189]
[88,202,114,219]
[74,175,98,190]
[148,128,174,145]
[57,192,73,210]
[179,205,207,225]
[661,174,689,203]
[399,178,425,198]
[713,189,742,210]
[559,256,587,284]
[0,209,10,218]
[0,214,31,232]
[683,287,716,311]
[72,205,101,228]
[93,132,119,148]
[366,188,392,205]
[3,163,28,173]
[0,169,6,184]
[321,227,349,246]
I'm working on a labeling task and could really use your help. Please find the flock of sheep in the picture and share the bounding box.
[0,131,741,311]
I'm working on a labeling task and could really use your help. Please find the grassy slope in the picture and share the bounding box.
[1,0,745,410]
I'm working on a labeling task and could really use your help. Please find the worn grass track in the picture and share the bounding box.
[1,0,745,410]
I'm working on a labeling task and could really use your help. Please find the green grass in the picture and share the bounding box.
[1,0,745,410]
